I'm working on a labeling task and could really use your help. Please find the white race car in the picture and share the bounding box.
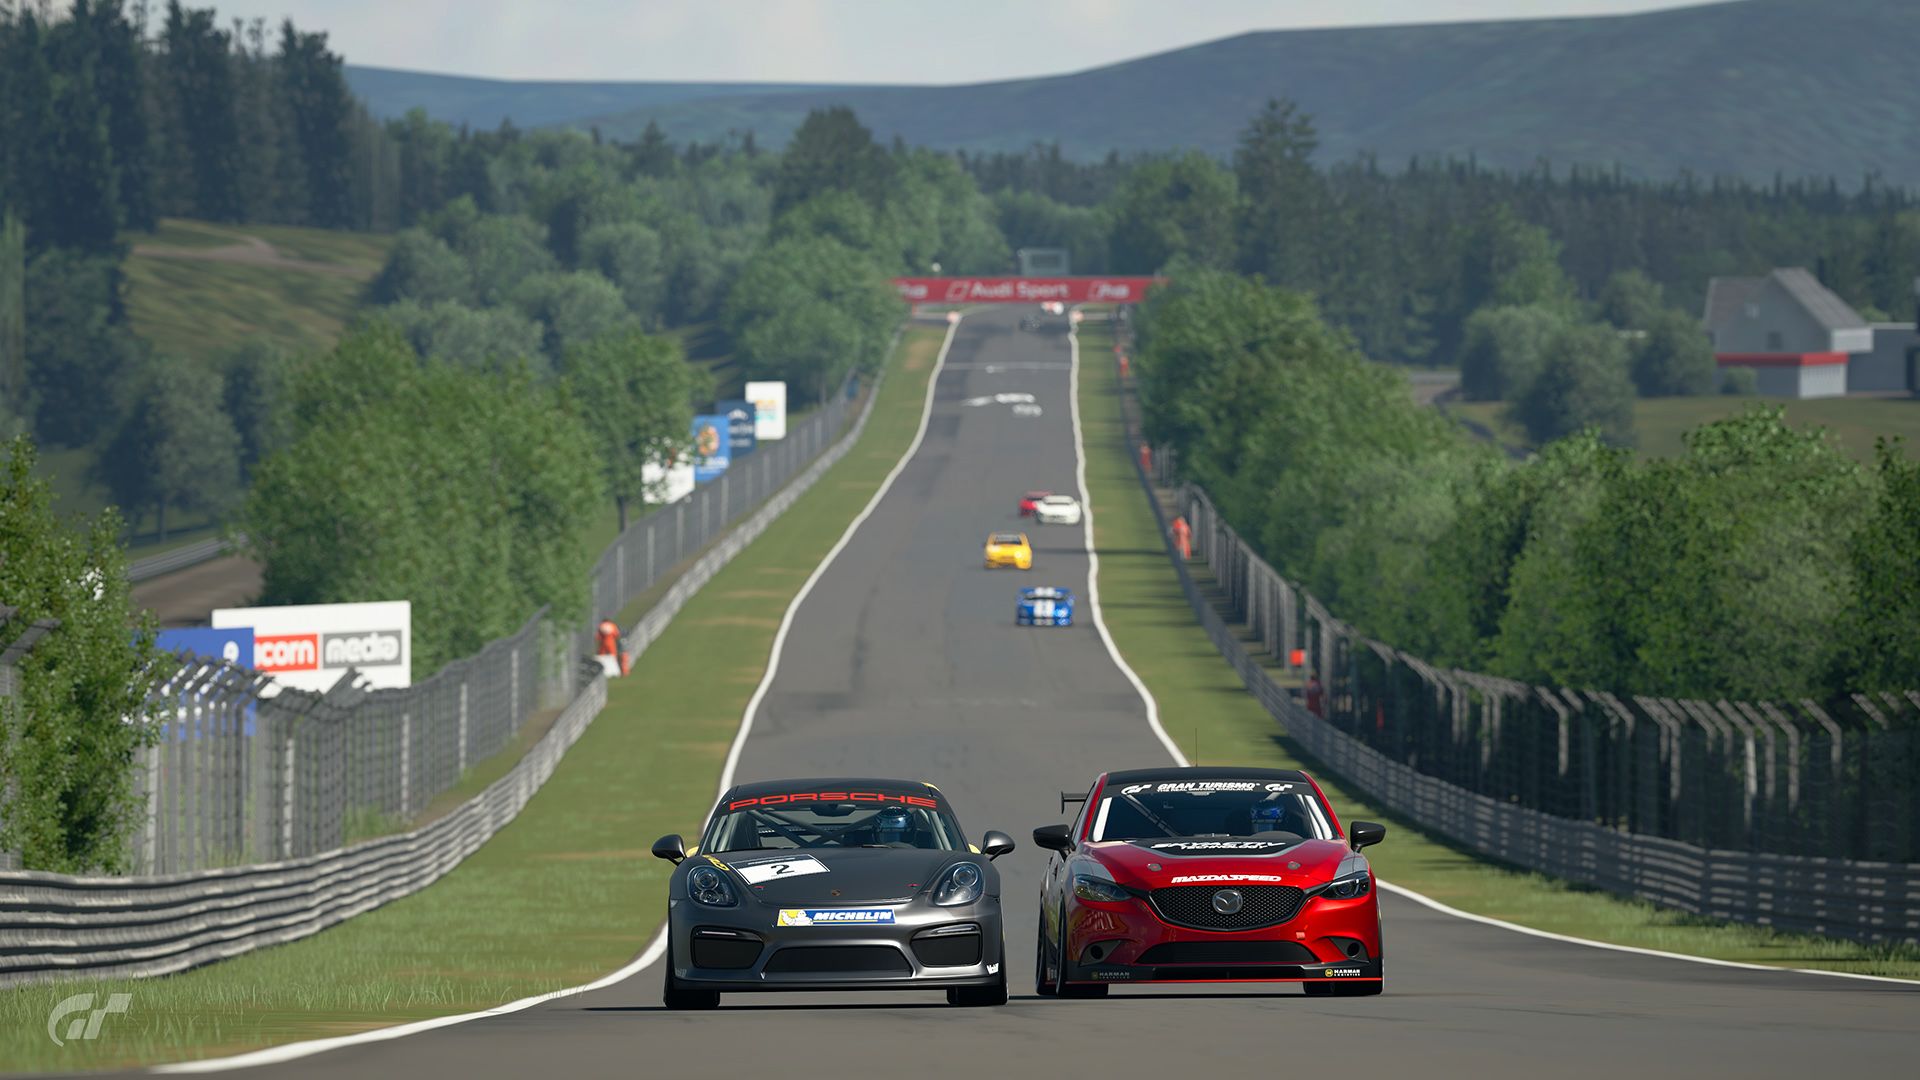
[1033,494,1082,526]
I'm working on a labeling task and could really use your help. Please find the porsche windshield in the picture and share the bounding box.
[1090,780,1334,842]
[704,795,967,852]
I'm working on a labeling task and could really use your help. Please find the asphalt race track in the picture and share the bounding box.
[220,308,1916,1078]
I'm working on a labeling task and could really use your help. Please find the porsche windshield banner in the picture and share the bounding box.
[891,277,1162,304]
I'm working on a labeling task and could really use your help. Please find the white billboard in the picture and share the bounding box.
[643,455,695,504]
[212,600,412,694]
[745,381,787,440]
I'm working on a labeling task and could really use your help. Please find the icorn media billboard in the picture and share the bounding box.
[211,600,412,694]
[745,381,787,440]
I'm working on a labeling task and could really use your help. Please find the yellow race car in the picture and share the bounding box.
[984,531,1033,570]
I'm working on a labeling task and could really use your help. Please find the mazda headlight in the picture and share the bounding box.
[1073,873,1131,903]
[1321,870,1372,901]
[687,865,738,907]
[933,862,985,907]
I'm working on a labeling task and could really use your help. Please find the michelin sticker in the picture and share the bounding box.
[730,854,829,884]
[777,908,896,927]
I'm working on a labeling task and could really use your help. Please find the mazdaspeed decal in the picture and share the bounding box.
[778,908,896,927]
[1168,873,1293,884]
[730,854,829,884]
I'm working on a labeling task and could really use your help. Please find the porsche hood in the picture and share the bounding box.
[708,848,982,905]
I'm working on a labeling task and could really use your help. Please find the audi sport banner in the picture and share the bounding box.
[892,276,1161,305]
[211,600,412,694]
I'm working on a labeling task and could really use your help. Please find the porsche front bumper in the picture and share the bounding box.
[669,898,1005,992]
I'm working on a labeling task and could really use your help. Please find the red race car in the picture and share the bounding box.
[1017,490,1052,517]
[1032,767,1385,998]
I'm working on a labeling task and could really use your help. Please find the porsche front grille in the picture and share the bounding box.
[1148,885,1306,930]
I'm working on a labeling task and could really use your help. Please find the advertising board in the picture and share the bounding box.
[890,276,1161,305]
[690,414,731,483]
[716,398,757,456]
[210,600,412,693]
[745,381,787,440]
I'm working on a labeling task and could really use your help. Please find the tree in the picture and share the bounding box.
[1630,307,1716,396]
[1598,269,1665,330]
[276,21,355,227]
[561,331,702,529]
[93,357,243,541]
[365,229,474,306]
[377,299,544,370]
[511,271,635,365]
[1512,322,1636,446]
[24,249,142,447]
[0,436,163,872]
[722,233,897,401]
[1234,98,1326,288]
[1107,153,1237,273]
[0,214,25,432]
[221,342,294,482]
[155,2,244,221]
[246,328,605,675]
[1835,440,1920,691]
[580,221,667,321]
[772,107,895,217]
[1458,304,1571,402]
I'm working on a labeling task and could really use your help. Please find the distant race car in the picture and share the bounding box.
[984,531,1033,570]
[652,778,1016,1009]
[1033,494,1083,526]
[1019,491,1052,517]
[1032,766,1387,998]
[1017,587,1075,626]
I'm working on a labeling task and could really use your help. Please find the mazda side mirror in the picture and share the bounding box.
[1032,823,1074,852]
[651,833,686,864]
[1348,821,1386,851]
[980,830,1016,861]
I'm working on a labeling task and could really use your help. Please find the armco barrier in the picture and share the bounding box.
[0,344,892,986]
[1111,363,1920,945]
[128,537,233,583]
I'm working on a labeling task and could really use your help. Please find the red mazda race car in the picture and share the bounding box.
[1017,490,1052,517]
[1032,767,1386,997]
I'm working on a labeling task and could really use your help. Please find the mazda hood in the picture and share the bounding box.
[1086,837,1356,889]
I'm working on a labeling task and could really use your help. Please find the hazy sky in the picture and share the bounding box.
[193,0,1730,83]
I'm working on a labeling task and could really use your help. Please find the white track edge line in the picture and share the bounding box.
[1067,313,1187,768]
[1067,316,1919,991]
[153,319,965,1074]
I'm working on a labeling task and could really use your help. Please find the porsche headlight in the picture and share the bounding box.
[687,865,738,907]
[1073,873,1131,903]
[1321,870,1372,901]
[933,862,985,907]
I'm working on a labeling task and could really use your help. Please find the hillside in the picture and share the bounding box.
[123,219,390,359]
[554,0,1917,186]
[343,66,854,131]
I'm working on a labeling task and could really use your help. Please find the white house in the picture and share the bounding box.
[1702,268,1872,398]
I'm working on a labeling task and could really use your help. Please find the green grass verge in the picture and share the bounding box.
[0,325,950,1072]
[1449,394,1920,462]
[1077,321,1920,981]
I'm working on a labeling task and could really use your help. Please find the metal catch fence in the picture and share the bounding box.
[1114,353,1919,942]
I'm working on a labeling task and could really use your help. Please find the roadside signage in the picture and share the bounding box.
[643,454,695,504]
[155,627,254,668]
[716,398,757,456]
[690,414,731,483]
[211,600,412,693]
[745,381,787,440]
[891,276,1162,305]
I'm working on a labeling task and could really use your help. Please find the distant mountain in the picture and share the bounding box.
[559,0,1917,186]
[342,65,859,132]
[346,1,1920,186]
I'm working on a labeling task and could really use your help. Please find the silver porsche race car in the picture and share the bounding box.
[651,778,1016,1009]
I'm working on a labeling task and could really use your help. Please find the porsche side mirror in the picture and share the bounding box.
[1032,823,1074,852]
[651,833,686,864]
[1348,821,1386,851]
[981,830,1016,861]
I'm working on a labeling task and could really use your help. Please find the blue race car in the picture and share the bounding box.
[1016,587,1075,626]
